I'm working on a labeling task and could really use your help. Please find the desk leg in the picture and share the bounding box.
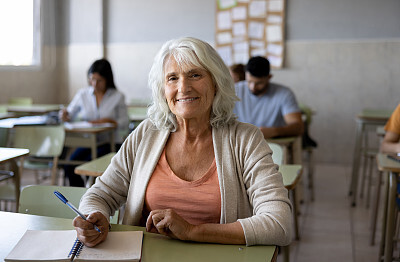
[383,172,397,262]
[350,119,363,206]
[379,172,389,261]
[9,159,22,211]
[370,171,382,246]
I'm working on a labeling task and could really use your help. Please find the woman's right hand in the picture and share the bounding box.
[73,212,110,247]
[59,108,70,122]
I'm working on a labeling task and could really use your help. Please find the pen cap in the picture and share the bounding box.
[54,191,68,204]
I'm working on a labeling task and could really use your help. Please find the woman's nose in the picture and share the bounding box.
[178,77,191,93]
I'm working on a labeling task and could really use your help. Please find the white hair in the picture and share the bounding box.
[147,37,239,131]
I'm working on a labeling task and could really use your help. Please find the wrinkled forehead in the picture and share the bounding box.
[163,49,206,74]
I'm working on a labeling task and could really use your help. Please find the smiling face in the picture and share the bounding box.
[164,56,215,124]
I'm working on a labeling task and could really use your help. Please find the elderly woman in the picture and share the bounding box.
[74,37,292,247]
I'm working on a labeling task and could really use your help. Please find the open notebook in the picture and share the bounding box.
[5,230,143,262]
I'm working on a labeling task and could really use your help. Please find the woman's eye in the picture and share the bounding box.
[167,76,177,82]
[191,73,201,78]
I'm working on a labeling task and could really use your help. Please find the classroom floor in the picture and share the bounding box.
[4,162,393,262]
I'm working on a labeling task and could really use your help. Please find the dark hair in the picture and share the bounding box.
[246,56,270,77]
[87,59,116,89]
[229,64,245,81]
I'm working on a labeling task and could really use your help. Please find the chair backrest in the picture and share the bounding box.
[12,125,65,157]
[18,185,119,223]
[8,97,33,105]
[299,103,313,125]
[268,142,284,165]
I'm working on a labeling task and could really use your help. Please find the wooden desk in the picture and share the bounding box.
[5,104,62,115]
[376,153,400,262]
[349,109,391,206]
[0,212,277,262]
[74,152,116,186]
[61,123,116,166]
[0,147,29,209]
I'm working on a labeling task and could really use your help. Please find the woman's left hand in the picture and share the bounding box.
[146,209,194,241]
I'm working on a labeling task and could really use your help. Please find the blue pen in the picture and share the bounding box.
[54,190,101,233]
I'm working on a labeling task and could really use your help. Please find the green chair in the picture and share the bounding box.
[299,103,317,201]
[18,185,119,224]
[8,97,33,105]
[11,125,65,185]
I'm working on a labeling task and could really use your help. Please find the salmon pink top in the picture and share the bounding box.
[143,149,221,225]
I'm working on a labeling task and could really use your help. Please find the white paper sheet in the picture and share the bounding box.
[267,15,282,24]
[267,43,283,55]
[217,11,232,30]
[217,46,233,66]
[268,0,284,12]
[249,0,267,18]
[266,25,282,42]
[268,55,283,67]
[217,32,233,44]
[248,21,264,39]
[233,22,247,37]
[232,6,247,20]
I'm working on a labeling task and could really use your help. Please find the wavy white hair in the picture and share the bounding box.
[147,37,239,131]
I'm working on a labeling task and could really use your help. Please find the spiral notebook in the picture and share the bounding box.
[5,230,143,262]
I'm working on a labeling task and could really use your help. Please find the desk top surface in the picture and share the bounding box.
[0,211,277,262]
[377,153,400,173]
[0,147,29,163]
[75,152,116,176]
[280,164,302,190]
[4,104,62,113]
[357,108,392,122]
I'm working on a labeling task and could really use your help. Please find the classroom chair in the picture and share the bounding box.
[8,97,33,105]
[299,103,318,201]
[18,185,119,224]
[10,125,65,185]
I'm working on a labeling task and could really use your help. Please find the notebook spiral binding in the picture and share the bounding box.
[69,238,84,259]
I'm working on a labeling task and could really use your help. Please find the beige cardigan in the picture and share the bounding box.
[80,119,292,246]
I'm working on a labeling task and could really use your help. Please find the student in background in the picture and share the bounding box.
[229,63,245,83]
[60,59,129,187]
[234,56,303,139]
[73,37,292,248]
[380,103,400,153]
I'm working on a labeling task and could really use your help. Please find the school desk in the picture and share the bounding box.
[5,103,62,115]
[349,108,391,206]
[60,123,116,166]
[0,211,278,262]
[0,147,29,209]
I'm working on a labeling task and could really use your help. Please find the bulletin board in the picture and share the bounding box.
[215,0,286,69]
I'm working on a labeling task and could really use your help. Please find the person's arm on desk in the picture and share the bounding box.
[260,112,304,139]
[146,209,245,244]
[380,131,400,153]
